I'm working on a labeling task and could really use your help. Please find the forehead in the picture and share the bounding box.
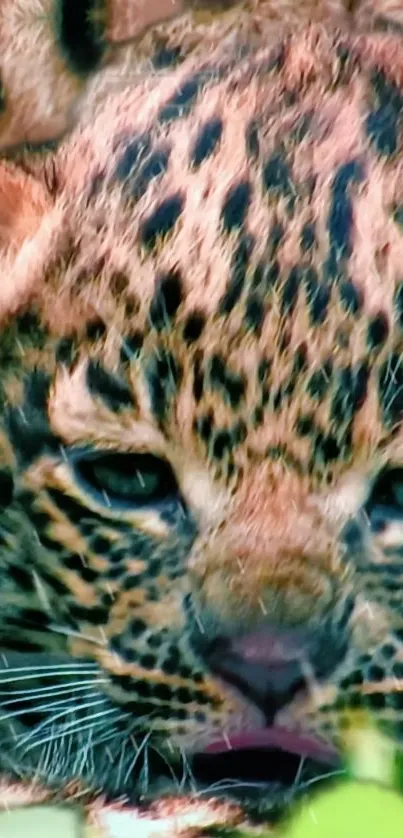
[41,29,403,486]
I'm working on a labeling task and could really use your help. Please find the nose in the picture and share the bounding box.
[201,623,348,720]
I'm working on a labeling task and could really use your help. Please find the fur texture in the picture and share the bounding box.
[3,1,403,835]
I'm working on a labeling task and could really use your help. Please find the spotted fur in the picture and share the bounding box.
[4,1,403,835]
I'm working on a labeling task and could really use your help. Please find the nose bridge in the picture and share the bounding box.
[221,479,334,570]
[193,478,342,630]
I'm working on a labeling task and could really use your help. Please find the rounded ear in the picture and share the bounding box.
[0,160,52,252]
[0,159,57,324]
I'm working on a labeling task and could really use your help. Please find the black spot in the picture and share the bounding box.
[364,692,386,710]
[115,134,151,182]
[191,118,223,167]
[381,643,396,660]
[245,120,260,159]
[126,295,140,317]
[378,353,403,428]
[307,365,332,401]
[7,565,34,591]
[47,488,91,527]
[251,262,264,290]
[129,148,170,201]
[195,413,214,444]
[330,363,369,425]
[296,415,315,437]
[5,371,59,466]
[140,654,157,670]
[368,664,384,682]
[140,193,184,250]
[151,44,182,69]
[314,431,341,464]
[300,222,316,252]
[394,282,403,328]
[208,355,246,409]
[211,430,233,460]
[258,359,272,384]
[56,336,76,365]
[158,70,214,123]
[262,151,296,214]
[366,312,389,350]
[20,608,50,627]
[149,269,183,331]
[120,332,144,363]
[192,353,204,402]
[90,535,111,554]
[267,222,284,258]
[0,469,13,507]
[281,265,302,315]
[253,406,264,426]
[305,270,330,325]
[86,319,106,342]
[54,0,105,75]
[69,604,109,624]
[219,234,253,315]
[339,279,363,315]
[15,311,47,349]
[340,670,364,689]
[147,349,182,424]
[393,661,403,679]
[183,312,205,344]
[245,294,265,335]
[326,160,365,275]
[221,180,252,233]
[130,619,147,637]
[291,112,314,143]
[366,69,403,157]
[86,360,134,412]
[153,683,173,701]
[62,553,98,583]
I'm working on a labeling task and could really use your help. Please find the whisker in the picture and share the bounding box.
[0,679,104,701]
[22,705,120,751]
[17,696,108,748]
[49,625,107,647]
[124,731,152,786]
[0,664,98,683]
[0,692,99,722]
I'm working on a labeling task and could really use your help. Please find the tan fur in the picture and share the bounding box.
[4,2,403,836]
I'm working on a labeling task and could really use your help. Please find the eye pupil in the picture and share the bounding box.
[75,452,178,508]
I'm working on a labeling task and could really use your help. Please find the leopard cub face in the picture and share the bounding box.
[2,22,403,804]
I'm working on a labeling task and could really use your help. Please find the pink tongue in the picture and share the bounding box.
[205,726,339,764]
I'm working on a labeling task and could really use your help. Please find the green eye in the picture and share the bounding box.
[75,452,179,508]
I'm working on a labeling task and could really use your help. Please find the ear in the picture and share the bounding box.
[0,159,57,325]
[0,160,52,252]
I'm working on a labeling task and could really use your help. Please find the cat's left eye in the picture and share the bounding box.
[74,451,179,509]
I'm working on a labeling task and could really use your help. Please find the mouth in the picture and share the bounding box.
[190,627,342,799]
[190,725,341,813]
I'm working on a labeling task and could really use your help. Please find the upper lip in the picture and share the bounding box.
[203,724,340,765]
[199,627,341,767]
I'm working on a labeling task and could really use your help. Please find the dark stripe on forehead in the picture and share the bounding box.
[5,371,59,466]
[146,349,182,425]
[149,270,183,331]
[86,360,135,412]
